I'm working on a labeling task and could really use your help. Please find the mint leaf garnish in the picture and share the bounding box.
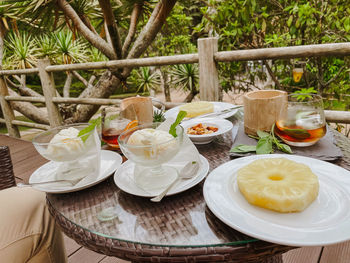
[229,124,293,154]
[230,144,256,153]
[78,117,101,142]
[169,110,187,137]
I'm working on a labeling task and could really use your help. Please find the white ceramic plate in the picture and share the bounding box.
[204,154,350,246]
[164,102,238,120]
[30,150,123,193]
[114,155,209,197]
[181,118,234,145]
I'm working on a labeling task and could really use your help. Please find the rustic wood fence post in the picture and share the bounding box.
[37,59,62,127]
[198,37,220,101]
[0,77,20,137]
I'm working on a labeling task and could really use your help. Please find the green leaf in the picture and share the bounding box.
[169,110,187,137]
[256,137,273,154]
[230,144,256,153]
[278,143,293,154]
[257,130,270,138]
[78,117,101,142]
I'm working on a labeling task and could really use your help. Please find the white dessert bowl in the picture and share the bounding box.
[32,123,101,181]
[118,122,184,191]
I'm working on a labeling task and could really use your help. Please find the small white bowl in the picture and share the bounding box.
[181,118,234,145]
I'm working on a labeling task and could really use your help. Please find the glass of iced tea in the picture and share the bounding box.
[274,93,326,147]
[101,105,138,148]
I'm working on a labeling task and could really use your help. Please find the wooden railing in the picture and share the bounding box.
[1,37,350,138]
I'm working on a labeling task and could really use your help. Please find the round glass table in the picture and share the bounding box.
[46,123,350,262]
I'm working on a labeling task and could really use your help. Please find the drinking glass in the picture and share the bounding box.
[274,93,326,147]
[101,105,138,148]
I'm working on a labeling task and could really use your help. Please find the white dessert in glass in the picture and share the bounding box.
[118,123,183,191]
[32,123,101,182]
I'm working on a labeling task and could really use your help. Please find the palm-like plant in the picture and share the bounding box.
[170,64,199,102]
[55,30,88,64]
[133,67,160,94]
[170,64,199,91]
[5,32,38,69]
[36,34,57,60]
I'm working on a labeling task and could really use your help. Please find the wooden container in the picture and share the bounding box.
[243,90,287,136]
[120,96,153,124]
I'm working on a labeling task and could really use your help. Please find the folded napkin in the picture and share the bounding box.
[230,124,343,161]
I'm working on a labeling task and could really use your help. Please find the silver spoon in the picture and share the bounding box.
[17,178,83,187]
[151,161,200,202]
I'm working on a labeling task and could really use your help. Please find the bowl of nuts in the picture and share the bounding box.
[181,118,234,144]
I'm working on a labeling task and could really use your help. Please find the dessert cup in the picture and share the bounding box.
[118,122,184,191]
[32,123,101,181]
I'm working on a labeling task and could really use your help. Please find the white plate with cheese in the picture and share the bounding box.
[164,102,239,120]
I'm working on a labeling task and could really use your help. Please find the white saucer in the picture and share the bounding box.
[114,155,209,197]
[30,150,122,193]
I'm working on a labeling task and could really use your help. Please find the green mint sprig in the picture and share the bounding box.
[78,117,101,142]
[169,110,187,137]
[230,124,292,154]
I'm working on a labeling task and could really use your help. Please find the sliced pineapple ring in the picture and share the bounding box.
[179,101,214,118]
[237,158,319,213]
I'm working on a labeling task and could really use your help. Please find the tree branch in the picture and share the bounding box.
[98,0,123,59]
[72,70,88,86]
[7,88,49,125]
[57,0,116,60]
[263,60,282,90]
[122,3,143,58]
[325,65,345,87]
[5,77,43,98]
[126,0,177,61]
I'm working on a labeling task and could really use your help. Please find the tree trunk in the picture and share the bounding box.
[184,90,199,102]
[8,88,49,124]
[160,69,171,102]
[63,72,73,97]
[66,70,121,123]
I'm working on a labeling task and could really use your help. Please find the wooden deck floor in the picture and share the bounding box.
[63,234,350,263]
[2,134,350,263]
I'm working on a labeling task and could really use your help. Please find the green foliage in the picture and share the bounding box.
[230,124,292,154]
[129,67,160,94]
[169,64,199,92]
[5,32,38,69]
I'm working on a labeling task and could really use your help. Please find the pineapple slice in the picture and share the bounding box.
[237,158,319,213]
[179,101,214,118]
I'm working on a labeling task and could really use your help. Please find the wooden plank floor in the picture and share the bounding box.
[2,134,350,263]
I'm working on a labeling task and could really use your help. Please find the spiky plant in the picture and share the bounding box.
[5,32,38,69]
[55,30,88,64]
[134,67,160,93]
[170,64,199,92]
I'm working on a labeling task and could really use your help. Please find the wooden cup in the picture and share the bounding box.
[120,96,154,125]
[243,90,287,136]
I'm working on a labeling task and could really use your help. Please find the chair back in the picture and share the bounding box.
[0,146,16,190]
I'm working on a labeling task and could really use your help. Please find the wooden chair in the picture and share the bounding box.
[0,146,16,190]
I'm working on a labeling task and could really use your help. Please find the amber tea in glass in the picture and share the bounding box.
[274,93,326,147]
[101,106,138,148]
